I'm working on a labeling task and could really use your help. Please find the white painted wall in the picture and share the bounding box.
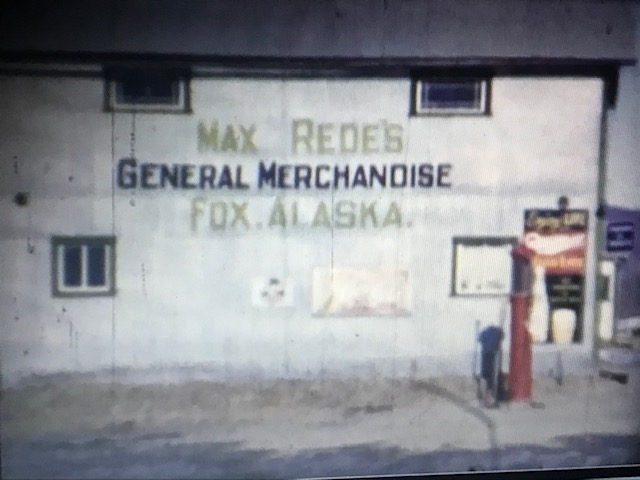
[0,75,604,385]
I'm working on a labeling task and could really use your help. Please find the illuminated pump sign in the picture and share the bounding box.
[523,209,588,273]
[522,209,589,343]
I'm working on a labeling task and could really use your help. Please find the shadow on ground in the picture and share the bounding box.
[2,433,639,479]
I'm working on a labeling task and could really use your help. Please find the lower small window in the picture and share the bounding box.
[52,236,115,296]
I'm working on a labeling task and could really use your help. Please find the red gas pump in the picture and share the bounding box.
[508,223,588,401]
[509,247,533,401]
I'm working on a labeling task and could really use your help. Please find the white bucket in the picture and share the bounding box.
[552,308,576,344]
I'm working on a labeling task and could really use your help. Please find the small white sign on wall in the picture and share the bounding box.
[251,277,295,308]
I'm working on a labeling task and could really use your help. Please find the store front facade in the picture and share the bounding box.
[0,72,609,384]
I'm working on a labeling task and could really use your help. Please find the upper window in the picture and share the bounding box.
[414,79,489,115]
[107,70,189,113]
[52,236,116,297]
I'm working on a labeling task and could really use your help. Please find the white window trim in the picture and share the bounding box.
[108,77,188,113]
[415,79,488,116]
[52,236,115,297]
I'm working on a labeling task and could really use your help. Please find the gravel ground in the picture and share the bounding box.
[2,371,640,478]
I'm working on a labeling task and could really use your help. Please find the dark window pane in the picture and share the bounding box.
[117,76,178,105]
[421,81,481,110]
[87,245,106,287]
[428,85,476,103]
[63,246,82,287]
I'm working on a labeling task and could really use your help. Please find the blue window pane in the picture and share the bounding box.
[117,76,178,105]
[422,81,481,109]
[63,246,82,287]
[87,246,106,287]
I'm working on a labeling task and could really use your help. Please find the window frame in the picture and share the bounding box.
[105,69,191,113]
[51,236,116,297]
[413,78,490,116]
[451,236,517,297]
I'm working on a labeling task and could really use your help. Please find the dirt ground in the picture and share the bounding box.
[2,371,640,478]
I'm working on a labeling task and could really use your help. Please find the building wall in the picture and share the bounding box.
[0,74,604,385]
